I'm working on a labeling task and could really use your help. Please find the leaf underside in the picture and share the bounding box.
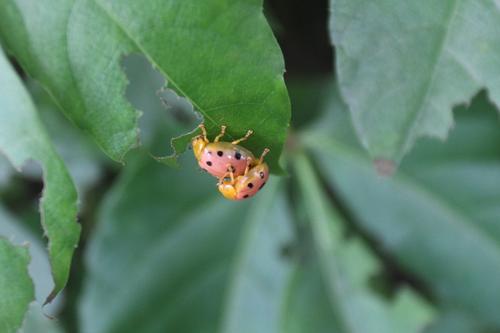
[330,0,500,163]
[294,153,434,333]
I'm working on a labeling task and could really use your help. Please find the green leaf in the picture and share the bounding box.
[0,205,65,331]
[0,205,53,307]
[0,238,34,333]
[219,185,294,333]
[0,47,80,303]
[79,148,295,333]
[292,153,434,333]
[423,311,486,333]
[303,89,500,327]
[330,0,500,163]
[283,263,342,333]
[0,0,290,172]
[31,81,108,194]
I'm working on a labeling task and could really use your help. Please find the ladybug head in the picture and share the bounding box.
[191,135,207,161]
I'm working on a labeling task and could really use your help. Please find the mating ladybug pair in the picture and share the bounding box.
[192,124,270,200]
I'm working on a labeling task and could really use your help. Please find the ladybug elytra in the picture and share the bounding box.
[191,123,271,200]
[217,148,270,200]
[192,124,255,178]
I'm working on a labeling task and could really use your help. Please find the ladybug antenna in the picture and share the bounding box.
[198,123,208,141]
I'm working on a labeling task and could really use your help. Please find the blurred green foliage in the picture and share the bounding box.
[1,1,500,333]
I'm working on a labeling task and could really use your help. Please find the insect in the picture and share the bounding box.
[192,124,255,178]
[218,148,270,200]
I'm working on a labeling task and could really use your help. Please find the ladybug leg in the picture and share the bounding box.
[244,157,252,176]
[258,148,270,164]
[219,164,236,184]
[231,130,253,145]
[214,125,227,142]
[198,123,208,142]
[227,165,235,183]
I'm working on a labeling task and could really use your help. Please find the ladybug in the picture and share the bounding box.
[192,123,255,178]
[218,148,270,200]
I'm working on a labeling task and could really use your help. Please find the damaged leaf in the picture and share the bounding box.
[0,47,80,303]
[0,0,290,172]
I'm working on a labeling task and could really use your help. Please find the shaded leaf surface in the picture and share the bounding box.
[291,153,434,333]
[330,0,500,162]
[424,311,487,333]
[0,238,34,333]
[79,147,295,333]
[304,90,500,327]
[0,0,290,171]
[0,48,80,303]
[219,187,294,333]
[283,263,341,333]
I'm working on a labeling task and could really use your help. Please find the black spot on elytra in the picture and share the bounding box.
[248,183,253,189]
[207,161,212,166]
[235,152,242,160]
[259,182,266,190]
[259,172,265,179]
[217,151,223,157]
[243,194,249,198]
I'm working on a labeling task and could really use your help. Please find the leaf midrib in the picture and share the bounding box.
[9,0,135,162]
[91,0,219,128]
[400,0,461,159]
[294,153,359,333]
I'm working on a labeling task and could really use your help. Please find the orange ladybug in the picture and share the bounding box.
[218,148,270,200]
[191,124,255,179]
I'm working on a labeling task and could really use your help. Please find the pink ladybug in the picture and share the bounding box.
[191,124,255,178]
[218,148,270,200]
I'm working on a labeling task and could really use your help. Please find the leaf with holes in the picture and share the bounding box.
[0,0,290,172]
[0,47,80,303]
[330,0,500,166]
[0,238,34,333]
